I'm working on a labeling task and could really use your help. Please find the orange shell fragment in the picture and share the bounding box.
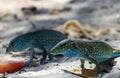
[0,55,24,74]
[0,61,24,74]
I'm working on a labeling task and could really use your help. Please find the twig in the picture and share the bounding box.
[62,69,94,78]
[26,18,36,28]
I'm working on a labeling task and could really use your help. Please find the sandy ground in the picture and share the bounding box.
[0,0,120,78]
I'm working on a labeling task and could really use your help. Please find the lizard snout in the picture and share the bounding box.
[6,47,13,52]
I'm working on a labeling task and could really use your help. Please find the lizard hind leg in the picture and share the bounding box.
[40,49,47,65]
[80,59,85,69]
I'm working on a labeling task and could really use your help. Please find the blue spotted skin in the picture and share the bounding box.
[51,39,120,73]
[6,29,67,65]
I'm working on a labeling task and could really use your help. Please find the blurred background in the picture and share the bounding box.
[0,0,120,55]
[0,0,120,38]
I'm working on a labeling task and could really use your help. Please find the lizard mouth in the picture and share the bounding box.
[54,54,64,58]
[6,49,19,52]
[13,50,19,52]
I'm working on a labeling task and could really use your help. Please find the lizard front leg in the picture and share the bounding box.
[24,48,34,66]
[40,49,47,64]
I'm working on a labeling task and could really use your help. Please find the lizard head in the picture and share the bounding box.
[51,39,72,55]
[6,36,31,52]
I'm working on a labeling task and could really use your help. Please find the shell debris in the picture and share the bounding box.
[53,20,120,40]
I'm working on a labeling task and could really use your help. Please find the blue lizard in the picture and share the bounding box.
[6,29,67,66]
[51,39,120,73]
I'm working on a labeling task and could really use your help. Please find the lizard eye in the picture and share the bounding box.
[20,39,23,43]
[11,42,14,47]
[60,44,64,48]
[108,62,113,66]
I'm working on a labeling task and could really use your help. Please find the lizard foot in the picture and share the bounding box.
[40,59,48,65]
[24,61,38,67]
[40,61,48,65]
[23,62,30,67]
[36,58,48,65]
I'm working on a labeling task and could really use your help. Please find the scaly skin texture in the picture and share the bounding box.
[6,29,67,65]
[51,39,120,73]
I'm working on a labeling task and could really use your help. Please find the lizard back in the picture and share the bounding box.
[6,29,67,52]
[19,29,67,50]
[51,39,113,62]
